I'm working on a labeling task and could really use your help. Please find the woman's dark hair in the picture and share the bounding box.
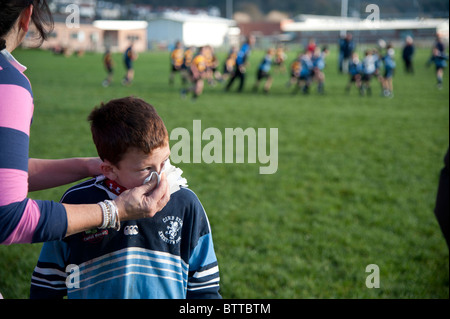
[0,0,53,50]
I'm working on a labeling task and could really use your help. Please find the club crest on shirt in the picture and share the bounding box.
[159,216,183,245]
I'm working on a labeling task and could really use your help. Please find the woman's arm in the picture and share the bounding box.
[28,158,102,192]
[64,173,170,237]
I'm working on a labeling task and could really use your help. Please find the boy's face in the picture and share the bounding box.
[103,142,171,190]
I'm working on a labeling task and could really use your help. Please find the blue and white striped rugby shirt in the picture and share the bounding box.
[30,176,221,299]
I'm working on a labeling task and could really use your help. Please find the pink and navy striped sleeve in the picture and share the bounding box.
[0,52,67,245]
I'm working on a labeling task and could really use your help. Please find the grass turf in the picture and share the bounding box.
[0,46,448,299]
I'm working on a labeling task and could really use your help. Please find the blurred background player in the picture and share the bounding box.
[373,48,384,94]
[296,50,314,95]
[169,41,184,86]
[345,52,363,94]
[361,49,377,96]
[181,46,207,101]
[253,48,275,93]
[222,46,237,83]
[102,49,114,87]
[181,45,194,88]
[274,45,287,74]
[204,46,221,86]
[306,38,316,54]
[286,53,302,88]
[427,47,448,90]
[122,44,137,86]
[311,46,328,95]
[225,35,255,93]
[382,47,396,97]
[402,36,415,74]
[210,48,223,84]
[339,33,355,74]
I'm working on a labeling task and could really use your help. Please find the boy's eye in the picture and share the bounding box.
[162,158,170,170]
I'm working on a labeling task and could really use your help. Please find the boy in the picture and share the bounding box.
[30,97,221,299]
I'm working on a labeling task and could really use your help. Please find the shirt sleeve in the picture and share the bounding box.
[185,191,221,299]
[0,58,68,245]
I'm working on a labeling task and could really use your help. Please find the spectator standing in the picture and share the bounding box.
[402,36,415,74]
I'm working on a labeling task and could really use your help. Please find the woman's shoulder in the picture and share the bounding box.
[0,54,33,98]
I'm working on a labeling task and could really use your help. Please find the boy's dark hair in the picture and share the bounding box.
[0,0,53,50]
[88,97,168,166]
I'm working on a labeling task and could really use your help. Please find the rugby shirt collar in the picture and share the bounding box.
[0,49,27,73]
[104,179,127,196]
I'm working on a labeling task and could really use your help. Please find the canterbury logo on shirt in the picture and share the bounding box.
[124,225,139,236]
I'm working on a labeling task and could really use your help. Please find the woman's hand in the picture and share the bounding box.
[84,157,103,177]
[114,172,170,220]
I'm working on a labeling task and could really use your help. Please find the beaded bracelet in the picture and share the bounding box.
[98,200,121,231]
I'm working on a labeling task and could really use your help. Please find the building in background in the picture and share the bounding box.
[24,1,448,52]
[282,14,449,46]
[147,12,237,49]
[94,20,148,52]
[23,18,147,53]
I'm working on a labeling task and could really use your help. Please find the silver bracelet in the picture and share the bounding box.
[98,200,120,230]
[98,201,110,229]
[105,200,121,231]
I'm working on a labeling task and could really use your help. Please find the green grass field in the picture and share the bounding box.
[0,45,448,299]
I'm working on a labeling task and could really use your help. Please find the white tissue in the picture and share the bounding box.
[143,160,188,195]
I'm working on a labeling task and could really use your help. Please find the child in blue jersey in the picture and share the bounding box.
[311,46,328,95]
[427,47,448,89]
[382,48,396,97]
[296,50,314,94]
[345,52,363,94]
[30,97,221,299]
[253,48,275,93]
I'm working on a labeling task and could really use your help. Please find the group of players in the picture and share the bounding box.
[171,38,332,100]
[344,44,397,98]
[102,37,447,100]
[169,38,401,101]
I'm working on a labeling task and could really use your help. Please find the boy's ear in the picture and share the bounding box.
[101,160,118,180]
